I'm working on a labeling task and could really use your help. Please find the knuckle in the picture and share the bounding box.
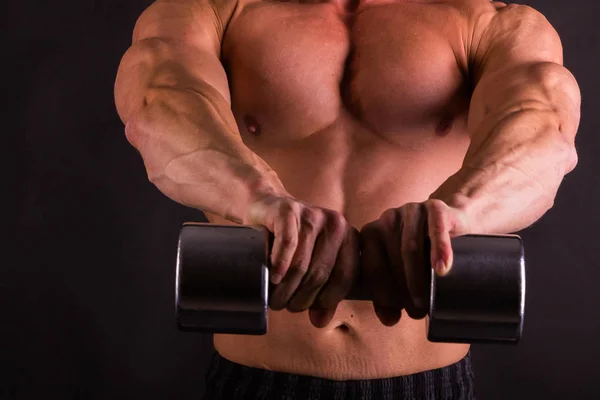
[425,199,447,214]
[327,212,347,233]
[279,233,298,248]
[403,202,421,214]
[281,199,300,216]
[381,208,399,230]
[400,203,424,227]
[301,209,324,232]
[423,202,447,235]
[381,208,397,221]
[300,219,318,234]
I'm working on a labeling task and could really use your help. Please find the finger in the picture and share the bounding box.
[317,227,360,309]
[271,210,322,311]
[424,200,454,277]
[269,212,300,285]
[288,212,344,313]
[310,227,360,328]
[380,209,410,310]
[399,204,429,319]
[380,208,419,322]
[361,221,402,326]
[308,307,337,329]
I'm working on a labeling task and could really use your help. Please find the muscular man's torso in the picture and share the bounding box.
[207,0,487,380]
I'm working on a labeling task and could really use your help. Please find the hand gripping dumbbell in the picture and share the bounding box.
[175,223,526,344]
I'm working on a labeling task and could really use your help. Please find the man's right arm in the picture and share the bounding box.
[114,0,287,223]
[114,0,361,324]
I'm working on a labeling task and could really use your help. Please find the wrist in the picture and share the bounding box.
[239,168,289,224]
[429,176,481,234]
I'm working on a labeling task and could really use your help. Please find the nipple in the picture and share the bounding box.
[244,115,261,136]
[436,116,454,136]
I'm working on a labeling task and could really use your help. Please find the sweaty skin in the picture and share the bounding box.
[115,0,579,381]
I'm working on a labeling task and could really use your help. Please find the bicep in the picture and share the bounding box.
[115,0,234,122]
[465,3,570,132]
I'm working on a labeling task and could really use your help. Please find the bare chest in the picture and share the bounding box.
[222,0,472,143]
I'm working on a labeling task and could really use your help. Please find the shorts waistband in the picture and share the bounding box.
[202,351,475,400]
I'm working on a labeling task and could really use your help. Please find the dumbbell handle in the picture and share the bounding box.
[262,231,381,301]
[262,229,499,303]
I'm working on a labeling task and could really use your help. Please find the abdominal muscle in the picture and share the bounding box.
[206,112,471,380]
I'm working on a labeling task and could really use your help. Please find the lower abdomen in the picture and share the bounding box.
[213,300,470,381]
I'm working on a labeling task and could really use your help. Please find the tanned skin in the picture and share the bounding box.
[115,0,579,380]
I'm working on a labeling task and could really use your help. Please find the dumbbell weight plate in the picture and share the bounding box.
[427,234,525,344]
[176,223,270,335]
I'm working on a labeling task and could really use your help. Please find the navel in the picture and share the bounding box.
[244,115,262,136]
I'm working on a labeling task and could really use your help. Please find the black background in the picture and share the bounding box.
[6,0,600,398]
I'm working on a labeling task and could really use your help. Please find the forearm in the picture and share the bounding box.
[431,62,580,234]
[115,41,287,223]
[132,87,286,223]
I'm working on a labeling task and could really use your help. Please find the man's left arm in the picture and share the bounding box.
[360,3,581,306]
[430,2,581,236]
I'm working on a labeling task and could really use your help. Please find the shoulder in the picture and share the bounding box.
[441,0,550,27]
[441,1,561,65]
[133,0,241,41]
[453,0,555,37]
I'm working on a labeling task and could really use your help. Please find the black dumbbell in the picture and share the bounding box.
[175,223,526,344]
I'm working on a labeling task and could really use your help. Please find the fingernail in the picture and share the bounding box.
[271,273,282,285]
[435,260,447,275]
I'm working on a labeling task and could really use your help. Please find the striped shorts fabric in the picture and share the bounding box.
[201,352,475,400]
